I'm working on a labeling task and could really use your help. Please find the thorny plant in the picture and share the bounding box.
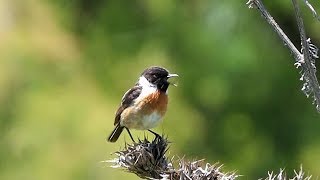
[247,0,320,112]
[106,135,239,180]
[261,167,312,180]
[106,136,313,180]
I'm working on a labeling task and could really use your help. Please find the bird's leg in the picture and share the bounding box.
[125,127,135,143]
[148,129,161,139]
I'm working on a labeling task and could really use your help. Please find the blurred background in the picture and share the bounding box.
[0,0,320,179]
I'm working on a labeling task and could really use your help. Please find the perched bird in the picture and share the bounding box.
[107,66,178,142]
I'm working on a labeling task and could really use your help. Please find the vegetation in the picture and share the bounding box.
[0,0,319,179]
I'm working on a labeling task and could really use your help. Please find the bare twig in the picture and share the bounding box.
[302,0,320,21]
[246,0,302,60]
[292,0,320,111]
[247,0,320,112]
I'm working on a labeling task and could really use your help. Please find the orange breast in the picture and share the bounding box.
[120,91,168,129]
[140,91,168,116]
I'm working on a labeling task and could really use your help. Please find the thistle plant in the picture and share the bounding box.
[106,135,238,180]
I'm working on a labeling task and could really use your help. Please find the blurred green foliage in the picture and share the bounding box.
[0,0,320,179]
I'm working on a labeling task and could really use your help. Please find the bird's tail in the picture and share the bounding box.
[107,124,124,142]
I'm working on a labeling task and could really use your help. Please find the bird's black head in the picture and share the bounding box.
[141,66,178,92]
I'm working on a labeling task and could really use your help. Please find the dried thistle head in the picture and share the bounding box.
[107,135,239,180]
[172,159,239,180]
[262,167,312,180]
[108,135,171,179]
[106,135,315,180]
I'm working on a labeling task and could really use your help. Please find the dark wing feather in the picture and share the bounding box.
[114,86,142,125]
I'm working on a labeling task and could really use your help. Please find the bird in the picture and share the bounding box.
[107,66,178,143]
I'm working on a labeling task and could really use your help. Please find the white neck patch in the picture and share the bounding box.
[138,76,169,97]
[136,76,158,100]
[138,76,155,88]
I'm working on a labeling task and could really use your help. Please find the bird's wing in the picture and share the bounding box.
[114,85,142,125]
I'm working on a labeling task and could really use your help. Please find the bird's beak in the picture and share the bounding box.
[167,74,179,86]
[167,74,179,78]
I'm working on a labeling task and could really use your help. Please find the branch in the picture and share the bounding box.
[247,0,320,112]
[246,0,302,60]
[302,0,320,21]
[292,0,320,111]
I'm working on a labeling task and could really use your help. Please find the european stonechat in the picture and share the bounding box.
[107,66,178,142]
